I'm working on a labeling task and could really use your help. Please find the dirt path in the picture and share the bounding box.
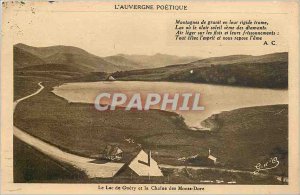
[13,82,124,178]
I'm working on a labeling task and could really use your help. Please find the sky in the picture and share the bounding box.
[3,1,290,58]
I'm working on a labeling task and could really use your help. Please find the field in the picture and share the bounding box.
[14,136,284,184]
[14,133,285,184]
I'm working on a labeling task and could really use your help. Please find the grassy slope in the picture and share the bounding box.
[167,62,287,88]
[112,61,288,89]
[14,134,283,184]
[202,105,288,176]
[111,53,288,89]
[13,69,109,100]
[14,137,87,183]
[14,81,190,162]
[13,47,45,68]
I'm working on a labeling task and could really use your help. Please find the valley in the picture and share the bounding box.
[13,43,288,184]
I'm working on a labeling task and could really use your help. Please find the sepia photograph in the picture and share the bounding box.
[1,1,299,194]
[13,43,288,185]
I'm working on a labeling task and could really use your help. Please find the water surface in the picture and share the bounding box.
[53,81,288,130]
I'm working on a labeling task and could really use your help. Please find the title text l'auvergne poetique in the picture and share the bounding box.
[114,4,188,11]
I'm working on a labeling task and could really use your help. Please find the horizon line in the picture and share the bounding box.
[14,42,288,59]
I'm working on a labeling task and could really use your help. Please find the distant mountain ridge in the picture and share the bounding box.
[103,55,146,70]
[14,43,123,72]
[116,53,199,68]
[14,43,200,72]
[189,52,287,67]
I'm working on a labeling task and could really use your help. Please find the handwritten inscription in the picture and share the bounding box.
[253,157,279,175]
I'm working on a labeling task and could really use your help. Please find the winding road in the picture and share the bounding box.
[13,82,124,178]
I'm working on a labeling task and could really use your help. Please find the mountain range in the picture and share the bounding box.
[14,43,199,72]
[14,43,288,88]
[113,53,199,68]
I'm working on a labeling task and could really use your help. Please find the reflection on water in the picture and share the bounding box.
[52,81,288,130]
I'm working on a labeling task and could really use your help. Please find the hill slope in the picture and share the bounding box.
[14,44,134,72]
[190,52,287,66]
[14,44,200,72]
[112,52,288,89]
[117,53,199,68]
[13,46,46,68]
[103,55,144,70]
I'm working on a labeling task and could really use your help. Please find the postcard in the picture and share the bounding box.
[1,1,299,194]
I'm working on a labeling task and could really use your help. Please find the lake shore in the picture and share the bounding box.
[52,81,287,130]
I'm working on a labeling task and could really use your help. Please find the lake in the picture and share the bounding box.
[52,81,288,130]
